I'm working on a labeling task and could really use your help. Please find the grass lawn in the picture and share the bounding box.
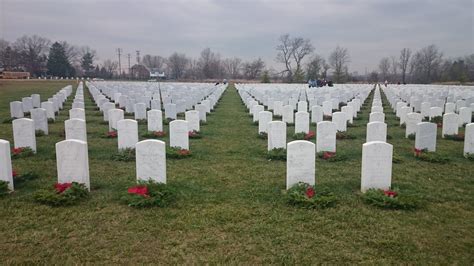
[0,80,473,264]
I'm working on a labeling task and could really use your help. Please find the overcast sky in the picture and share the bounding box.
[1,0,473,73]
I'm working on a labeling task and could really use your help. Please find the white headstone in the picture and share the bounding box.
[458,107,472,126]
[429,107,443,120]
[31,94,41,108]
[108,109,124,131]
[65,118,87,142]
[165,103,177,120]
[361,141,393,193]
[268,121,286,151]
[295,111,310,134]
[12,118,36,152]
[22,97,33,113]
[405,112,422,138]
[258,111,272,133]
[147,110,163,132]
[0,140,14,191]
[252,105,264,122]
[316,121,336,152]
[136,140,166,184]
[369,112,385,123]
[286,140,315,189]
[56,139,90,190]
[41,101,55,120]
[195,104,207,122]
[30,108,48,135]
[282,105,294,124]
[332,112,347,132]
[185,110,200,132]
[117,119,139,150]
[464,123,474,157]
[415,122,437,152]
[69,108,86,121]
[311,105,323,124]
[134,103,147,120]
[366,122,387,142]
[10,101,24,118]
[169,120,189,150]
[442,113,459,137]
[342,106,354,124]
[102,102,115,122]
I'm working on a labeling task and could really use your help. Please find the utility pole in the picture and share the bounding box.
[117,48,122,79]
[127,53,131,80]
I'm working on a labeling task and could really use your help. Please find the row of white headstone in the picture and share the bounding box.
[0,138,168,192]
[9,85,75,152]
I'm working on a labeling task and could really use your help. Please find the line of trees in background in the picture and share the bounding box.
[374,45,474,84]
[1,34,473,84]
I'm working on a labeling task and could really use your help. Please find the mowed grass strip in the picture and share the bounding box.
[0,80,472,264]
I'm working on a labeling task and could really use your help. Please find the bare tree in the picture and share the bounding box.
[306,54,325,79]
[102,59,118,77]
[410,45,443,83]
[13,35,50,76]
[399,48,411,83]
[390,56,398,80]
[379,57,391,81]
[222,57,242,78]
[242,58,265,80]
[198,48,222,79]
[167,52,189,80]
[142,54,165,71]
[276,34,314,82]
[328,46,350,83]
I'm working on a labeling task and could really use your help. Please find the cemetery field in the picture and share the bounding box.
[0,80,473,264]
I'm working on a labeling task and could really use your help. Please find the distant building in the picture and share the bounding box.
[149,68,166,79]
[130,64,150,80]
[131,65,166,80]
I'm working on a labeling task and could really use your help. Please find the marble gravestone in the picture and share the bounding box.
[332,112,347,132]
[165,103,177,120]
[185,110,200,132]
[316,121,336,152]
[361,141,393,193]
[134,103,147,120]
[366,122,387,142]
[108,109,124,131]
[169,120,189,150]
[195,104,207,122]
[268,121,286,151]
[464,123,474,157]
[258,111,273,134]
[10,101,24,118]
[147,110,163,132]
[286,140,315,189]
[65,118,87,142]
[311,105,323,124]
[136,140,166,184]
[56,139,90,190]
[415,122,437,152]
[102,102,115,122]
[369,112,385,123]
[294,111,310,134]
[282,105,294,124]
[117,119,139,150]
[0,140,14,191]
[41,101,55,121]
[69,108,86,121]
[405,112,422,138]
[252,105,264,122]
[31,94,41,108]
[12,118,36,152]
[30,108,48,135]
[442,113,459,137]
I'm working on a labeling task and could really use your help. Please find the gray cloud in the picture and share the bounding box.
[1,0,473,73]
